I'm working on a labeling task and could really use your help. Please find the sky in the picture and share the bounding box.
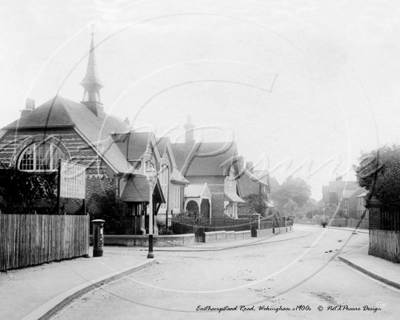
[1,0,400,199]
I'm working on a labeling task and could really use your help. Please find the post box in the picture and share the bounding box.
[92,219,105,257]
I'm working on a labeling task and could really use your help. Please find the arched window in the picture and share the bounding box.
[18,142,66,172]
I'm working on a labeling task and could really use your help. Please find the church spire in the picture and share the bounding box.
[80,25,104,116]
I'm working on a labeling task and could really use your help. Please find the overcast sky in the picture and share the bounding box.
[1,0,400,199]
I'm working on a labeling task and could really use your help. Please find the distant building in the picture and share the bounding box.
[356,191,369,219]
[321,177,367,218]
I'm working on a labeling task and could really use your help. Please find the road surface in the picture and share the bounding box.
[52,226,400,320]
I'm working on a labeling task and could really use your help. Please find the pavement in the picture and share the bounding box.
[1,227,399,320]
[297,224,400,290]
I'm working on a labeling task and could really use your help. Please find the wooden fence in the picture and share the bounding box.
[0,214,89,272]
[369,229,400,263]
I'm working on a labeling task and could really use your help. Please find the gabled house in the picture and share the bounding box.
[156,137,189,225]
[112,132,188,233]
[172,117,245,219]
[112,131,165,234]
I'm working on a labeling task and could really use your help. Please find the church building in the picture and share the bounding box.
[0,30,189,234]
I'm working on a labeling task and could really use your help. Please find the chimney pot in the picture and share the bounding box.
[20,98,35,117]
[26,98,35,110]
[184,115,195,144]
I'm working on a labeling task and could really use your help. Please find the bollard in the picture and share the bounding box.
[92,219,105,257]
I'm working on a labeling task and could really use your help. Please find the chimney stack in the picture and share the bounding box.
[184,115,195,144]
[20,98,35,117]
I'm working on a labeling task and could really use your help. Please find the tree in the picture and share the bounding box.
[283,198,299,216]
[0,167,57,213]
[88,190,129,233]
[355,144,400,210]
[241,193,270,216]
[271,177,311,213]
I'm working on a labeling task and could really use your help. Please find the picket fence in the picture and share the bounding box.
[0,214,89,271]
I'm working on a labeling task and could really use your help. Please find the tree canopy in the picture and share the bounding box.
[355,144,400,210]
[271,177,311,214]
[241,192,270,216]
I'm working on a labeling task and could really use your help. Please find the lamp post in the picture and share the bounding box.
[146,164,157,259]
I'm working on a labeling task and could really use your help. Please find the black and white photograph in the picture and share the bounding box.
[0,0,399,319]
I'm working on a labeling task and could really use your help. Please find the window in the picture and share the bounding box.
[160,165,168,210]
[174,186,180,211]
[18,142,65,172]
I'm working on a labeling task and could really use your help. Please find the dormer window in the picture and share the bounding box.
[18,142,66,172]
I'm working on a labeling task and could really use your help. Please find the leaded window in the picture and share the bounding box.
[18,142,66,172]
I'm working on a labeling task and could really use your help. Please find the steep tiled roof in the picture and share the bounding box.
[241,169,268,186]
[156,137,169,155]
[5,96,75,129]
[172,141,239,176]
[120,175,165,203]
[4,96,131,173]
[111,132,150,161]
[171,168,189,185]
[156,136,178,169]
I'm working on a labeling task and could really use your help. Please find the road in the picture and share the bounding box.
[52,226,400,320]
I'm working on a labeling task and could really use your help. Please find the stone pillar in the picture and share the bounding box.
[367,196,381,230]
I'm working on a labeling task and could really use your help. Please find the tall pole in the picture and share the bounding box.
[147,181,154,259]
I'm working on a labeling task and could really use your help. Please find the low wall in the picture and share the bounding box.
[226,231,235,241]
[369,229,400,263]
[274,227,287,234]
[256,229,273,237]
[204,230,251,243]
[236,230,251,239]
[204,231,225,243]
[90,234,195,247]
